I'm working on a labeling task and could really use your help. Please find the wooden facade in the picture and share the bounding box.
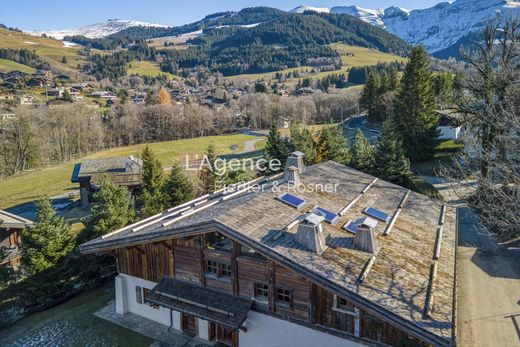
[116,232,424,346]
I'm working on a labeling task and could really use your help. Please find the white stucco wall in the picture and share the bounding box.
[239,311,365,347]
[118,273,172,327]
[438,125,462,140]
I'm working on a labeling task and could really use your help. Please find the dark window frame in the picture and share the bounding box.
[254,282,269,301]
[276,287,293,308]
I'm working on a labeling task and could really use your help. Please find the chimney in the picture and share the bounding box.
[353,217,378,253]
[284,151,305,182]
[296,213,328,255]
[285,166,301,186]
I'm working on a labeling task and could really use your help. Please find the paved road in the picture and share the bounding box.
[434,182,520,347]
[342,115,380,144]
[240,137,264,153]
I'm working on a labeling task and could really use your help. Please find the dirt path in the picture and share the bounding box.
[434,182,520,346]
[240,137,264,153]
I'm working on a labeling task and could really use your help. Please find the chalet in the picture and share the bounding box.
[90,91,117,100]
[79,155,457,347]
[0,210,33,268]
[437,110,462,141]
[292,87,322,97]
[18,94,37,105]
[26,77,47,87]
[54,73,71,81]
[6,70,27,79]
[0,92,16,101]
[71,156,143,208]
[71,83,95,93]
[132,94,146,104]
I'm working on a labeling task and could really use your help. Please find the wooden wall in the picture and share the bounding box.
[115,233,428,346]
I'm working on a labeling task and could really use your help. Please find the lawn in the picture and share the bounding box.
[0,134,256,209]
[0,58,35,73]
[0,283,153,346]
[226,43,406,81]
[127,61,180,79]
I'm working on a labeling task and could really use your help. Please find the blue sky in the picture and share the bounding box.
[1,0,441,30]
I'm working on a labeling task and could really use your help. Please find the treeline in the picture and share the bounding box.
[0,48,50,70]
[0,92,358,177]
[71,10,409,79]
[347,61,406,84]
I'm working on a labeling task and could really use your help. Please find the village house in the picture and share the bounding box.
[90,91,117,100]
[79,155,457,347]
[26,77,48,88]
[437,110,463,141]
[0,210,33,268]
[71,156,143,208]
[71,83,95,93]
[0,91,16,101]
[18,94,38,105]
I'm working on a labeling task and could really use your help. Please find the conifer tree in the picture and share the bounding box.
[139,146,167,216]
[374,121,411,184]
[199,145,222,193]
[164,164,195,207]
[290,126,316,165]
[90,176,135,237]
[351,130,374,173]
[393,46,439,161]
[21,197,74,275]
[156,87,172,104]
[360,73,380,123]
[316,126,350,165]
[264,122,288,169]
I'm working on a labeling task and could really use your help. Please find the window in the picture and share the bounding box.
[219,263,232,277]
[337,297,349,309]
[206,232,232,251]
[143,288,159,309]
[333,295,356,315]
[135,286,143,304]
[206,260,218,274]
[276,287,292,307]
[254,283,269,300]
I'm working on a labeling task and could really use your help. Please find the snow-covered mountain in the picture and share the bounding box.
[290,5,330,13]
[291,0,520,54]
[27,19,169,39]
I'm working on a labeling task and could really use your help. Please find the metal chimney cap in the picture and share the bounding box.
[287,166,299,172]
[359,217,378,229]
[291,151,305,157]
[304,213,325,226]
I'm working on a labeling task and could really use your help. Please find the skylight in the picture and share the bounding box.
[314,206,339,224]
[277,193,306,209]
[343,220,358,234]
[363,207,390,223]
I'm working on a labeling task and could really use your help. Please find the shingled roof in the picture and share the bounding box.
[71,156,142,186]
[79,161,456,346]
[0,210,33,229]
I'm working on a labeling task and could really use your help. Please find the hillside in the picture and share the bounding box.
[0,58,35,73]
[0,28,86,76]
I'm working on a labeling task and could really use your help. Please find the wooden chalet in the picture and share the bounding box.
[71,156,143,208]
[0,210,33,268]
[79,156,457,347]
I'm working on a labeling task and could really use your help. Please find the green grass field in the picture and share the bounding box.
[0,58,35,73]
[0,134,256,209]
[227,44,406,81]
[127,61,180,79]
[0,28,87,75]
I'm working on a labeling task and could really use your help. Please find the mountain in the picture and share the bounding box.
[27,19,169,40]
[290,5,330,13]
[292,0,520,56]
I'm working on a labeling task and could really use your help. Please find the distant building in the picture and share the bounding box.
[437,110,462,140]
[26,77,47,88]
[90,91,117,100]
[18,94,37,105]
[71,156,143,208]
[71,83,95,93]
[0,210,33,269]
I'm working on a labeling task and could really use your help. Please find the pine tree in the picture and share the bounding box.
[21,197,74,275]
[374,121,411,184]
[351,129,374,173]
[290,126,316,165]
[393,46,440,161]
[264,122,288,169]
[359,73,380,123]
[316,126,350,165]
[164,164,195,207]
[199,145,222,194]
[90,176,135,238]
[139,146,167,216]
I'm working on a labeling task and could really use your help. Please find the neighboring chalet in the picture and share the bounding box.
[437,110,462,141]
[79,155,457,347]
[90,91,117,100]
[0,210,33,268]
[71,156,143,208]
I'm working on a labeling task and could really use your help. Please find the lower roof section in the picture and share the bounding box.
[146,277,252,330]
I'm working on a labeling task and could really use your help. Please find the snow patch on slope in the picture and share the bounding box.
[290,5,330,13]
[27,19,169,40]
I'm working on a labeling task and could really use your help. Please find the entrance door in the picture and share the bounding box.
[181,313,198,337]
[216,324,236,346]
